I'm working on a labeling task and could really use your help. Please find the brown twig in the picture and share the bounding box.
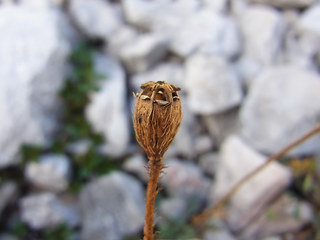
[144,159,164,240]
[193,123,320,224]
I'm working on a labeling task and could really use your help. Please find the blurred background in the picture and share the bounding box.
[1,0,320,239]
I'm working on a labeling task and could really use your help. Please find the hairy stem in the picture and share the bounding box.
[144,158,163,240]
[193,123,320,224]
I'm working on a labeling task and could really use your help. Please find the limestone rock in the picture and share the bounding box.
[211,136,292,232]
[20,193,80,229]
[118,33,168,73]
[240,66,320,156]
[85,53,129,157]
[185,54,243,114]
[80,172,144,240]
[0,182,17,219]
[25,154,71,192]
[239,5,286,66]
[170,9,242,58]
[247,0,315,8]
[204,230,237,240]
[159,197,187,221]
[69,0,123,39]
[131,62,184,92]
[194,135,215,156]
[0,2,69,168]
[161,159,211,203]
[123,154,148,182]
[202,107,240,145]
[240,194,313,239]
[198,152,219,176]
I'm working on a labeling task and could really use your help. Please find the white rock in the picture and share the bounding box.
[240,66,320,156]
[185,54,243,114]
[169,101,196,159]
[25,154,70,192]
[123,154,148,181]
[161,159,211,202]
[203,0,229,13]
[204,230,237,240]
[211,136,292,232]
[69,0,123,39]
[298,5,320,36]
[194,135,215,156]
[121,0,167,30]
[86,53,129,157]
[80,172,145,240]
[131,62,184,92]
[247,0,315,8]
[198,152,219,176]
[0,3,69,168]
[240,194,313,239]
[239,5,286,66]
[20,193,80,229]
[159,197,187,221]
[202,107,240,145]
[170,9,242,58]
[294,5,320,64]
[122,0,200,31]
[122,0,241,58]
[118,33,168,73]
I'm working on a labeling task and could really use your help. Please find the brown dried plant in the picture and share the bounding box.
[133,81,182,240]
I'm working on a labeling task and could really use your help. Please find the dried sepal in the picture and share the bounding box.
[133,81,182,160]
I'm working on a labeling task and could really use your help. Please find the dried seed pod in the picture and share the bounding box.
[133,81,182,160]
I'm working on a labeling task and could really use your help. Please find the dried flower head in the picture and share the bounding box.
[133,81,182,160]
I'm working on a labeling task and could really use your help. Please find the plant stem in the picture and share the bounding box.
[193,123,320,224]
[144,158,163,240]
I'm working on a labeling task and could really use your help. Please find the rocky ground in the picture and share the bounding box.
[1,0,320,239]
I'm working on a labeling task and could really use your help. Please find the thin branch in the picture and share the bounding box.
[193,123,320,224]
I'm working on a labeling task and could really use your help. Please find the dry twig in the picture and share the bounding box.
[193,124,320,224]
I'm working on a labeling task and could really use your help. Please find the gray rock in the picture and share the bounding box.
[202,107,240,145]
[25,154,71,192]
[240,194,313,239]
[85,53,129,157]
[203,0,229,13]
[80,172,145,240]
[159,197,187,221]
[294,5,320,65]
[121,0,166,30]
[118,33,168,73]
[194,135,215,156]
[0,235,18,240]
[198,152,219,176]
[204,230,237,240]
[161,159,211,203]
[169,9,242,58]
[0,2,69,168]
[247,0,315,8]
[123,0,241,58]
[185,54,243,114]
[69,0,123,39]
[20,193,80,229]
[298,4,320,37]
[169,101,196,159]
[239,5,286,66]
[66,139,91,156]
[240,66,320,156]
[123,154,148,182]
[211,136,292,233]
[131,62,184,92]
[0,182,17,219]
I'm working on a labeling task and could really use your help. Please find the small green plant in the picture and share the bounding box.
[43,224,73,240]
